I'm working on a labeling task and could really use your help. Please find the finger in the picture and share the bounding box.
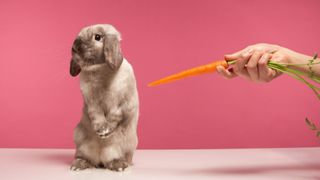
[246,52,262,82]
[258,53,276,82]
[216,65,237,79]
[224,47,253,61]
[232,50,252,80]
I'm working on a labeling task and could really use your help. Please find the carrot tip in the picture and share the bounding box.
[148,82,160,87]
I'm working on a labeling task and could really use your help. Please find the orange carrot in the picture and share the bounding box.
[148,60,230,87]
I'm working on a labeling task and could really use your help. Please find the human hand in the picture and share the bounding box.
[217,43,297,83]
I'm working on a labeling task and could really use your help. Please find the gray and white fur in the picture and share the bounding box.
[69,24,139,171]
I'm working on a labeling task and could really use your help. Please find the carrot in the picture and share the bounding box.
[148,60,230,87]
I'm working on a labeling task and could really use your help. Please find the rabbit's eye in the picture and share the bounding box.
[94,34,102,41]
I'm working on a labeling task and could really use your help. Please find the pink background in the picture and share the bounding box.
[0,0,319,149]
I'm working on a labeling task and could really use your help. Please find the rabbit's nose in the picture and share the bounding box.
[72,38,83,53]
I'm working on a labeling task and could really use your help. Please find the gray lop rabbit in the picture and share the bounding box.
[69,24,139,171]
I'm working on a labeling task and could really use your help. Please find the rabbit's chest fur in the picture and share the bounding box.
[80,63,131,115]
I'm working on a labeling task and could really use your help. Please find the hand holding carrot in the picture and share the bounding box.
[148,43,320,88]
[216,43,320,83]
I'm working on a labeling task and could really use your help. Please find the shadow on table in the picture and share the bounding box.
[38,150,74,165]
[184,147,320,179]
[137,163,320,180]
[187,164,320,175]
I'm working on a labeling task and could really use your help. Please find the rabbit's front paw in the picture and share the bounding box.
[96,127,112,139]
[92,120,116,139]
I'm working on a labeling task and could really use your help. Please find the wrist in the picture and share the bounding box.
[282,48,311,65]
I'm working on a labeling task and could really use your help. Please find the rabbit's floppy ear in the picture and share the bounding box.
[70,59,81,76]
[103,34,123,70]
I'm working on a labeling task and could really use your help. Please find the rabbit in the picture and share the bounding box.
[69,24,139,172]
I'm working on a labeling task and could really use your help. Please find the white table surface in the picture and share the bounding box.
[0,147,319,180]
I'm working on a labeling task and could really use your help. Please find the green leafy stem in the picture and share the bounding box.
[231,54,320,138]
[306,118,320,138]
